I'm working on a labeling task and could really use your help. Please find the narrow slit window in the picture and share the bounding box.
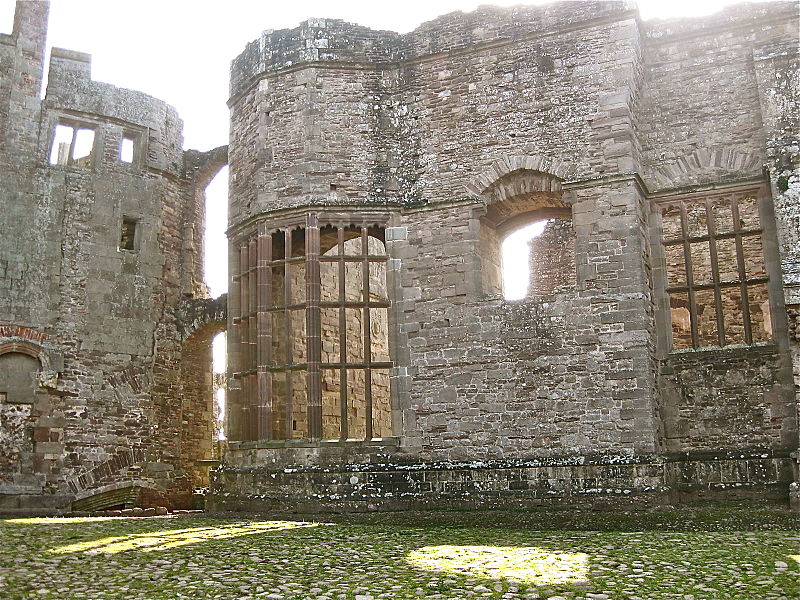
[119,137,135,163]
[119,217,138,251]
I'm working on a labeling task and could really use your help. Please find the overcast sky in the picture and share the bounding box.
[1,0,762,299]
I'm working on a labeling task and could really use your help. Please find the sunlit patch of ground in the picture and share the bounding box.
[50,521,322,555]
[0,510,797,600]
[407,545,589,585]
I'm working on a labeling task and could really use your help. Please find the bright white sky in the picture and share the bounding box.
[0,0,761,302]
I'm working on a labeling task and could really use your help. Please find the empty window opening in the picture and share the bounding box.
[0,2,14,35]
[502,222,546,300]
[212,332,227,442]
[477,169,573,300]
[49,124,72,165]
[501,218,577,300]
[658,190,772,349]
[119,217,138,251]
[205,167,229,298]
[119,137,135,163]
[229,218,392,443]
[49,123,95,167]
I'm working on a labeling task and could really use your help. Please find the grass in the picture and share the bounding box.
[0,507,797,599]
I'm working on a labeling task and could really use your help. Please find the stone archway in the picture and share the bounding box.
[175,295,227,499]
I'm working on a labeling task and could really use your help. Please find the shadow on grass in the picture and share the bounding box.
[288,504,800,532]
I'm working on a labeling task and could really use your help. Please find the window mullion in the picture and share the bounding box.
[704,198,726,347]
[248,238,258,441]
[283,229,294,440]
[679,202,699,349]
[305,214,322,440]
[68,126,78,164]
[256,224,273,441]
[338,227,348,441]
[239,242,251,439]
[731,197,753,344]
[361,226,373,441]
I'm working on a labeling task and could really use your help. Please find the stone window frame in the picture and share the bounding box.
[47,113,148,170]
[117,129,139,164]
[112,125,147,169]
[228,210,395,444]
[47,116,99,168]
[118,215,141,252]
[475,180,576,298]
[651,179,789,354]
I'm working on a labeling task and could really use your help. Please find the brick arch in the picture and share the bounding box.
[464,154,576,198]
[0,339,42,362]
[478,169,571,235]
[0,328,57,375]
[644,148,764,192]
[72,480,170,511]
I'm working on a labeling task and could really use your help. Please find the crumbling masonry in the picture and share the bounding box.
[1,0,799,514]
[0,1,226,512]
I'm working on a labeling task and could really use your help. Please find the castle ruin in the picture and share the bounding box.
[1,0,799,514]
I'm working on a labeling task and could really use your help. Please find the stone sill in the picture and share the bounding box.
[228,437,400,451]
[667,341,778,357]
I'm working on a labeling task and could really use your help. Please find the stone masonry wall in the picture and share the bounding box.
[0,1,226,513]
[637,4,797,191]
[216,1,798,510]
[390,178,658,462]
[527,218,577,296]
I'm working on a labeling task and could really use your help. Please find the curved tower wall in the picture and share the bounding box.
[216,0,800,511]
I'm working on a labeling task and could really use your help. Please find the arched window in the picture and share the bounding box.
[477,169,576,299]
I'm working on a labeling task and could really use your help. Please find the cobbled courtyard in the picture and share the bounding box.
[0,508,797,600]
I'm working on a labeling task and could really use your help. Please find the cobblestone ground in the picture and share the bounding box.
[0,509,797,600]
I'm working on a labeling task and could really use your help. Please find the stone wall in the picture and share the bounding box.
[0,1,227,513]
[660,345,795,451]
[215,0,799,510]
[527,218,577,296]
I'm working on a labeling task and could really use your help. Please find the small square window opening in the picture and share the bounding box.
[49,123,95,167]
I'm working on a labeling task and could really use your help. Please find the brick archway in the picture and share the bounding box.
[643,147,764,192]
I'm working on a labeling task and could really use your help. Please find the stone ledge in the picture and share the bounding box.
[228,437,401,451]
